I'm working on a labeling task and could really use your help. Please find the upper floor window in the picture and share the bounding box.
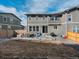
[51,17,54,21]
[0,16,3,20]
[67,15,72,22]
[28,16,31,20]
[7,17,10,21]
[3,17,7,22]
[51,17,58,21]
[10,18,13,22]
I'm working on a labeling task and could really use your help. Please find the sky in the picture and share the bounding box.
[0,0,79,26]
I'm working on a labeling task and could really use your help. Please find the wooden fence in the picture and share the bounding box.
[0,30,14,38]
[67,32,79,42]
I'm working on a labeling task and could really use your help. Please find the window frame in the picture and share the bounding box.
[67,14,72,22]
[54,25,57,29]
[29,26,32,31]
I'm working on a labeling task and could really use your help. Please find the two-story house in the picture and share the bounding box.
[26,6,79,37]
[61,7,79,36]
[0,13,22,30]
[26,14,62,35]
[0,13,22,38]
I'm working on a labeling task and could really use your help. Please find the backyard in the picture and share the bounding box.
[0,40,79,59]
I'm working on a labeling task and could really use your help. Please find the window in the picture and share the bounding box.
[51,17,54,21]
[0,16,3,20]
[36,26,39,31]
[54,25,57,29]
[51,17,58,21]
[55,17,58,21]
[29,26,32,31]
[3,17,7,22]
[2,25,8,29]
[33,26,35,31]
[67,15,72,22]
[73,25,79,33]
[73,26,76,32]
[10,18,13,22]
[7,17,10,21]
[29,16,31,20]
[0,25,2,28]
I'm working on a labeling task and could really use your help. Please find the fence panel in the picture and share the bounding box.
[0,30,14,38]
[67,32,79,42]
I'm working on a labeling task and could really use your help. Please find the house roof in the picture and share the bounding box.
[63,6,79,14]
[0,13,22,21]
[25,13,62,17]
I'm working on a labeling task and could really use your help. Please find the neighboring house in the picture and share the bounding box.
[0,13,22,38]
[26,6,79,37]
[0,13,22,30]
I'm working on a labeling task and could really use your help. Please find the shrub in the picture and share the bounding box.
[50,32,57,37]
[29,34,35,37]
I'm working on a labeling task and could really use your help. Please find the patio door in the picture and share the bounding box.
[42,26,48,33]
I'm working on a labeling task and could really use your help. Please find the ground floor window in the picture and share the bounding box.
[36,26,39,31]
[2,25,8,29]
[54,25,57,29]
[29,26,32,31]
[29,26,39,32]
[73,25,79,33]
[33,26,35,31]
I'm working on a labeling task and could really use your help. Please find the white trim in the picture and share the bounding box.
[73,25,77,32]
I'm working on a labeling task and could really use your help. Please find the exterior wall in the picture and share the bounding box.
[71,10,79,22]
[60,10,79,36]
[0,14,21,25]
[48,25,62,35]
[0,29,14,38]
[0,14,22,30]
[27,15,62,35]
[27,16,49,33]
[27,10,79,36]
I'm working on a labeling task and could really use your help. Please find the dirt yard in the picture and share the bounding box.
[0,40,79,59]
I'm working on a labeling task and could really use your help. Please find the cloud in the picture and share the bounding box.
[0,0,79,26]
[0,5,27,26]
[58,0,79,12]
[0,5,17,14]
[27,0,57,13]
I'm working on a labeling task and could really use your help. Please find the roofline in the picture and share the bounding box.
[62,6,79,14]
[25,12,63,17]
[0,13,22,21]
[25,6,79,15]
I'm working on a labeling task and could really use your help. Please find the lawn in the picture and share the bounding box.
[0,40,79,59]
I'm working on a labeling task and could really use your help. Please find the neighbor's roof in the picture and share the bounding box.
[0,13,21,21]
[63,6,79,13]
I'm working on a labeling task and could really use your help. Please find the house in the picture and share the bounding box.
[0,13,22,30]
[25,6,79,37]
[0,13,22,38]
